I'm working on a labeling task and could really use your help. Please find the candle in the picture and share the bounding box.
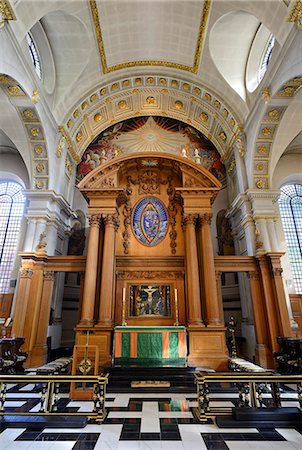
[122,287,127,326]
[174,288,179,326]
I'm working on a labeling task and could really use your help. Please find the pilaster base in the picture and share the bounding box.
[255,343,275,369]
[26,344,48,368]
[187,327,228,370]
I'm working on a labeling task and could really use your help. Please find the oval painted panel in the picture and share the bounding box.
[132,197,168,246]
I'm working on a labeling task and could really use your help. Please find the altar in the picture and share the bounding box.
[113,326,187,367]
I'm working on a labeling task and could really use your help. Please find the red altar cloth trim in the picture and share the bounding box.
[178,331,186,358]
[115,332,122,358]
[130,332,137,358]
[162,331,169,358]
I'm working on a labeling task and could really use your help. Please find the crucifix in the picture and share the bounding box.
[141,285,158,314]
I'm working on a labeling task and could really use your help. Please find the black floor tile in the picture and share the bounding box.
[140,432,161,440]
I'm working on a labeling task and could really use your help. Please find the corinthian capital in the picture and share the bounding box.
[200,213,212,226]
[88,214,101,227]
[183,213,198,227]
[19,268,33,279]
[43,271,55,281]
[103,213,119,230]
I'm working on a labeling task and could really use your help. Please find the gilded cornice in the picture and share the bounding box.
[89,0,211,74]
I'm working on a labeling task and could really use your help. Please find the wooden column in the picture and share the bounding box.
[200,213,223,327]
[257,255,282,353]
[267,253,292,337]
[79,214,101,327]
[183,214,204,327]
[248,270,273,368]
[30,271,55,366]
[97,213,119,327]
[12,267,34,337]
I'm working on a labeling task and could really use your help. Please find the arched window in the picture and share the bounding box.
[279,184,302,293]
[0,181,26,293]
[258,35,275,84]
[26,32,42,79]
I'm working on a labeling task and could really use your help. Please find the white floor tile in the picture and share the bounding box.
[48,442,76,450]
[275,428,302,444]
[141,416,160,433]
[3,401,26,407]
[19,384,36,391]
[0,429,26,441]
[98,424,123,441]
[209,400,234,407]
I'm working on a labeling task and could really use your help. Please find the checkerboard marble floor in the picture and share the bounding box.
[0,383,302,449]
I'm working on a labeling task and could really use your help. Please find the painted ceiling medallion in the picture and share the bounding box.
[132,197,168,247]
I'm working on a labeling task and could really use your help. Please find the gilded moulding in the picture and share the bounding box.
[89,0,211,74]
[288,0,302,28]
[58,126,80,163]
[0,1,16,28]
[253,75,302,189]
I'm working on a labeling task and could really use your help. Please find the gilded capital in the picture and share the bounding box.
[88,214,101,227]
[19,268,33,279]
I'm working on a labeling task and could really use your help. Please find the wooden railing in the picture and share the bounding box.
[0,374,108,422]
[194,372,302,421]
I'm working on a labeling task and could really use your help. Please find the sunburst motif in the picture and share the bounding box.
[113,117,188,153]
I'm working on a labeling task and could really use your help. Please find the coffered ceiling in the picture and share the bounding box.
[6,0,296,123]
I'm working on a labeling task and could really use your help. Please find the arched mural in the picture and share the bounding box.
[77,116,225,183]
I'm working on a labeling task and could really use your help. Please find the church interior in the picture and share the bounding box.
[1,0,302,448]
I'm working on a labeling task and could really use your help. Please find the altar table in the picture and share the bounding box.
[113,326,187,367]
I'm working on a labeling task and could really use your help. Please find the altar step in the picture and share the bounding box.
[104,366,196,392]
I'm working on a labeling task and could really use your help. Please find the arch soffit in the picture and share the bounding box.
[78,152,222,196]
[59,75,243,165]
[252,75,302,190]
[0,74,49,190]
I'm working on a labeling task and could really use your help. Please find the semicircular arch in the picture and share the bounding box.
[0,74,49,190]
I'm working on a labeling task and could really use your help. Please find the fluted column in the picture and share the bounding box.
[200,213,223,327]
[184,214,204,327]
[79,214,101,326]
[97,213,119,327]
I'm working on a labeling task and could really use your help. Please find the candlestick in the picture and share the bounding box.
[122,287,127,326]
[174,288,179,326]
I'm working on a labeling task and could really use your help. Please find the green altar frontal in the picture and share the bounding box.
[113,326,187,367]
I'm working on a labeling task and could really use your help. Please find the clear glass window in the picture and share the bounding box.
[0,181,25,293]
[258,35,275,84]
[279,184,302,293]
[26,32,42,80]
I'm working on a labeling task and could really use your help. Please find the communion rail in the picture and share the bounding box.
[194,372,302,421]
[0,374,108,422]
